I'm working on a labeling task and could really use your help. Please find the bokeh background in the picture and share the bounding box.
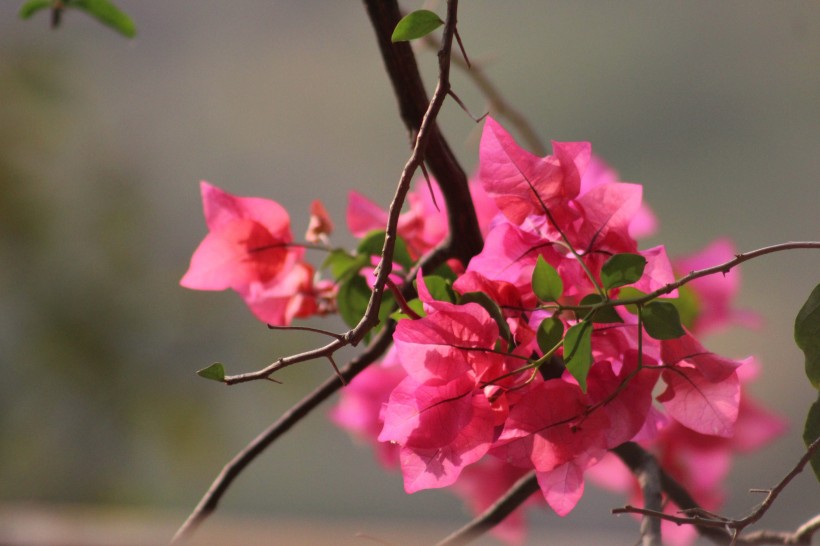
[1,2,818,544]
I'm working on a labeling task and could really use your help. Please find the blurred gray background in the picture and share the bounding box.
[0,2,818,544]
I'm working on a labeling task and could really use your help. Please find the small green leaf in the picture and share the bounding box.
[564,322,593,392]
[337,274,371,329]
[460,291,513,346]
[416,275,455,303]
[431,262,457,283]
[72,0,136,37]
[391,9,443,42]
[795,283,820,390]
[322,249,367,282]
[614,286,645,315]
[642,301,685,340]
[532,255,563,302]
[803,394,820,482]
[578,294,623,324]
[670,284,701,330]
[197,363,225,382]
[537,317,564,354]
[390,298,425,321]
[357,230,413,270]
[601,253,647,291]
[19,0,51,19]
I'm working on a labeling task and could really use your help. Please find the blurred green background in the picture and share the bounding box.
[1,2,818,544]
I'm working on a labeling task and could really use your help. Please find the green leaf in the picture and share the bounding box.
[642,301,685,340]
[532,255,563,302]
[578,293,623,324]
[613,286,645,315]
[197,363,225,382]
[322,249,368,282]
[795,283,820,390]
[337,274,371,329]
[669,284,701,330]
[416,274,455,304]
[390,298,425,321]
[564,322,593,392]
[431,262,458,283]
[803,394,820,482]
[356,230,413,270]
[72,0,136,37]
[391,9,443,42]
[536,316,564,354]
[601,253,647,291]
[19,0,51,19]
[460,291,512,346]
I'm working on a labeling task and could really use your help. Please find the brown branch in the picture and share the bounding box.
[435,471,540,546]
[740,514,820,545]
[217,0,478,385]
[613,436,820,545]
[173,2,480,541]
[424,34,546,156]
[620,443,663,546]
[364,0,483,267]
[171,325,396,543]
[610,242,820,308]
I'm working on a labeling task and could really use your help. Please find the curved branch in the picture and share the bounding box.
[613,437,820,545]
[171,325,395,543]
[174,2,479,541]
[436,471,539,546]
[363,0,484,267]
[611,241,820,308]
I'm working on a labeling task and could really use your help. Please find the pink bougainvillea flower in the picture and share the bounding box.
[573,181,643,254]
[673,238,761,334]
[492,376,610,515]
[385,378,497,492]
[657,332,742,437]
[480,116,589,227]
[578,156,658,240]
[305,199,333,243]
[181,181,316,325]
[629,245,678,296]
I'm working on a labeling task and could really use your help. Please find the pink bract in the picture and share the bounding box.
[480,116,589,227]
[180,181,316,326]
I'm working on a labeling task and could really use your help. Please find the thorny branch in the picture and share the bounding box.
[424,33,546,156]
[173,0,481,541]
[612,436,820,545]
[171,326,394,543]
[633,445,663,546]
[436,437,819,546]
[171,1,820,544]
[219,0,483,385]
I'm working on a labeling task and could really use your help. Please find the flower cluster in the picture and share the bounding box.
[182,117,783,544]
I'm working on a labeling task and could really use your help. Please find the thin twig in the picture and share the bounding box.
[173,2,476,540]
[266,323,346,341]
[740,514,820,545]
[613,436,820,545]
[610,242,820,308]
[637,449,663,545]
[424,35,546,155]
[217,0,471,385]
[171,325,395,543]
[366,0,483,267]
[436,471,539,545]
